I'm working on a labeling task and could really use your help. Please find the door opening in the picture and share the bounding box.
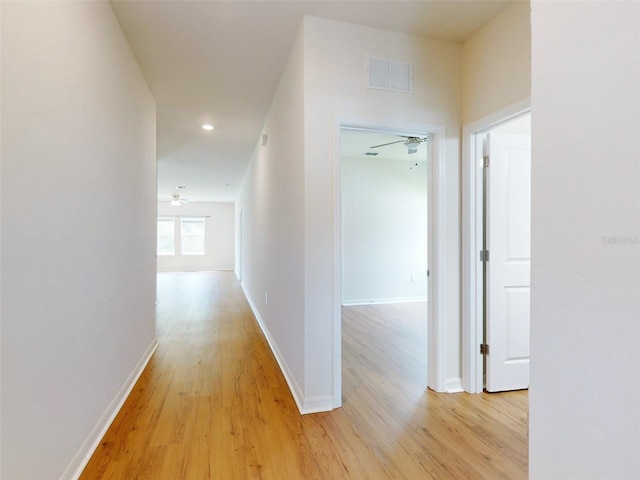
[333,120,450,408]
[461,98,531,394]
[238,209,243,282]
[339,126,430,392]
[482,114,531,392]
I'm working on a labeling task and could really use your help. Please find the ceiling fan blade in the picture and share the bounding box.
[180,198,191,204]
[370,140,405,149]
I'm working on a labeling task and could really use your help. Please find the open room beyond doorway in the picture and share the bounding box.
[339,127,430,392]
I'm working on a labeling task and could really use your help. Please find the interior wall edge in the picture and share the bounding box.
[60,339,158,480]
[240,284,334,415]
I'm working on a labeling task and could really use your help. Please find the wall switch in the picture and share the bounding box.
[265,293,268,305]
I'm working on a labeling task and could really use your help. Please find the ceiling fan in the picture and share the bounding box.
[370,135,430,154]
[161,193,191,206]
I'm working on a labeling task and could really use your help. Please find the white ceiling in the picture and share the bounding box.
[111,0,512,203]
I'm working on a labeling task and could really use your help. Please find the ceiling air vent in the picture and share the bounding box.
[367,58,412,93]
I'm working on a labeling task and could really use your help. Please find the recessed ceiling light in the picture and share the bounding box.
[202,124,214,131]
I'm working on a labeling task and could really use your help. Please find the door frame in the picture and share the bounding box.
[237,209,243,282]
[461,98,531,393]
[333,120,449,403]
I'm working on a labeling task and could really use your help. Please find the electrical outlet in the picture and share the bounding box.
[411,273,427,283]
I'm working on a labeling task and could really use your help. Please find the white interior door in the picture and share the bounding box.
[486,132,531,392]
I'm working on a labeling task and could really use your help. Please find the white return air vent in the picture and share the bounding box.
[367,58,413,93]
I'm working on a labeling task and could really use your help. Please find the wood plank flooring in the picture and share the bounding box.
[80,271,528,479]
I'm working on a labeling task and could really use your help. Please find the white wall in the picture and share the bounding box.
[1,2,157,478]
[462,1,531,124]
[530,2,640,479]
[157,202,235,272]
[341,156,428,304]
[238,17,462,409]
[303,16,462,400]
[236,24,307,405]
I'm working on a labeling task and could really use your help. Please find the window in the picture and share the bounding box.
[157,217,175,255]
[181,217,205,255]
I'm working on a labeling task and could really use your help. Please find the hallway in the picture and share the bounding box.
[81,272,527,479]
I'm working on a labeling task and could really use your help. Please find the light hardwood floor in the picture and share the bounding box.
[81,271,528,479]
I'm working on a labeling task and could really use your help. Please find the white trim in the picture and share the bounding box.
[334,120,448,397]
[60,339,158,480]
[427,124,448,393]
[461,97,531,394]
[445,377,464,393]
[237,209,243,282]
[241,284,333,414]
[242,284,304,409]
[301,395,336,414]
[342,296,427,306]
[156,267,235,273]
[332,125,343,409]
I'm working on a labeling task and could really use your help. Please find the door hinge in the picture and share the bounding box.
[480,343,489,355]
[482,155,490,168]
[480,250,490,262]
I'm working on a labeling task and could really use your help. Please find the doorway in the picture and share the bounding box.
[482,114,531,392]
[340,128,429,306]
[333,121,450,407]
[237,209,243,282]
[462,99,531,393]
[339,126,430,393]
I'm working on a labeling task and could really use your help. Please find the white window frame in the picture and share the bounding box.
[180,217,206,256]
[157,216,175,256]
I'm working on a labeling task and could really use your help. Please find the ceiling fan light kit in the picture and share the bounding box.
[169,193,190,206]
[404,138,423,154]
[369,135,430,155]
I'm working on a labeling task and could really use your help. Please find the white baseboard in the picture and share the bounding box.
[156,267,235,273]
[241,285,305,412]
[445,377,464,393]
[300,395,335,414]
[241,285,334,415]
[60,339,158,480]
[342,296,427,306]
